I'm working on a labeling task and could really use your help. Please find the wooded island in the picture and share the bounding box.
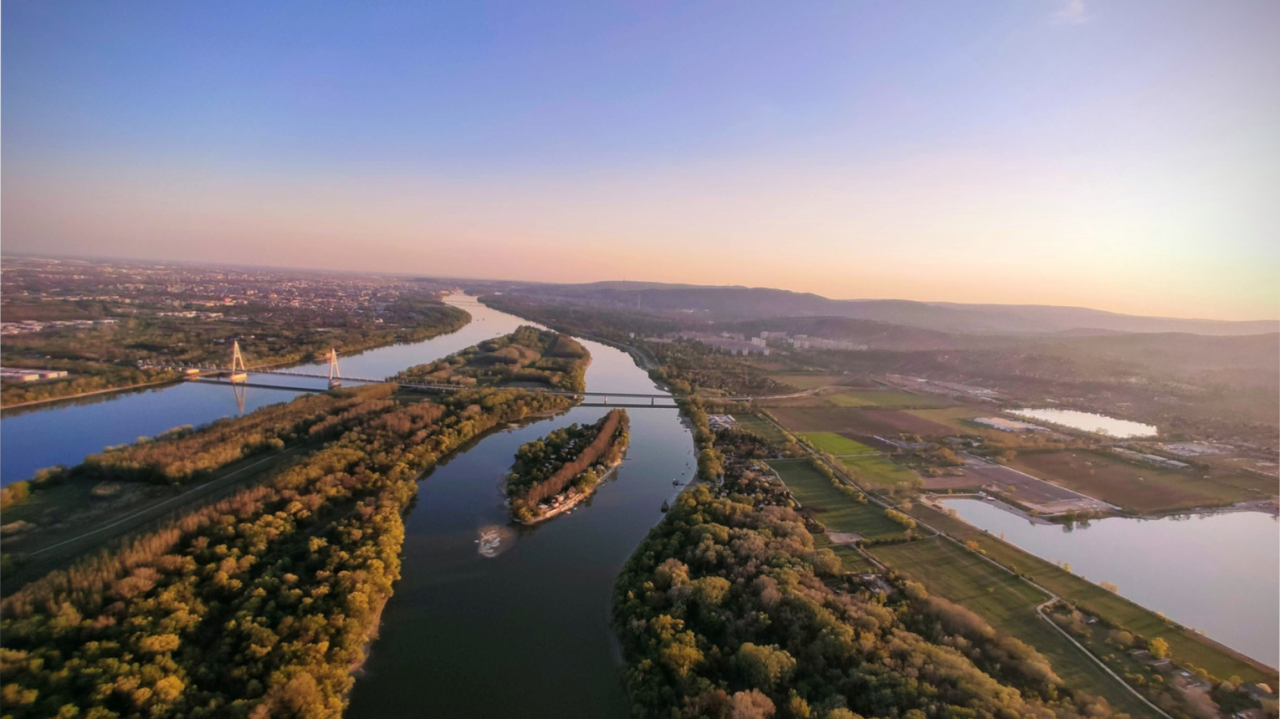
[506,409,630,524]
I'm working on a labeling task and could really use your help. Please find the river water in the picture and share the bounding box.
[0,296,693,717]
[1,297,563,485]
[941,498,1279,667]
[346,333,692,718]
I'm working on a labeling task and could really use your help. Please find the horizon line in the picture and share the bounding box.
[3,250,1277,326]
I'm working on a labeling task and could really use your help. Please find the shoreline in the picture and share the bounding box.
[1,376,183,412]
[516,459,622,526]
[1,304,472,414]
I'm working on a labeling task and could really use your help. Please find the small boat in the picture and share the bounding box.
[660,499,670,512]
[672,479,681,486]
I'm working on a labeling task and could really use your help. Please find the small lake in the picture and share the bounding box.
[1009,408,1158,438]
[941,498,1279,667]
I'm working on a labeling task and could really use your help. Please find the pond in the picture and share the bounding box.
[940,498,1279,667]
[1008,408,1158,438]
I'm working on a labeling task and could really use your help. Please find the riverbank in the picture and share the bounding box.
[1,375,183,411]
[507,409,630,523]
[517,461,621,525]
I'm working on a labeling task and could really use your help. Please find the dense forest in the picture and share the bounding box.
[393,325,589,391]
[612,431,1127,719]
[507,409,630,523]
[1,296,469,407]
[74,389,399,484]
[0,384,577,718]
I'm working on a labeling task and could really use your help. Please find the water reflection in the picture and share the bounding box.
[941,498,1278,666]
[0,295,525,485]
[1009,408,1157,438]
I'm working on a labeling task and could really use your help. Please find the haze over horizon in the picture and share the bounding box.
[4,0,1277,321]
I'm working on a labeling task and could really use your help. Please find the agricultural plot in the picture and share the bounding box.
[814,535,876,573]
[770,406,955,437]
[732,412,789,444]
[908,407,997,433]
[827,390,954,409]
[767,459,905,539]
[870,538,1159,718]
[952,454,1113,515]
[839,455,921,492]
[767,373,849,390]
[801,432,877,456]
[1011,450,1253,513]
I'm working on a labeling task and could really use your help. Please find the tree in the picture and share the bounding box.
[735,643,797,691]
[1149,637,1170,660]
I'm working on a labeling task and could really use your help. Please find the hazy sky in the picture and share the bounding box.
[3,1,1277,320]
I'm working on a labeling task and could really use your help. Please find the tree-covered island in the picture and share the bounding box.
[506,408,630,524]
[393,325,589,392]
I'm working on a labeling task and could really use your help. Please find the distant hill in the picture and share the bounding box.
[514,283,1277,336]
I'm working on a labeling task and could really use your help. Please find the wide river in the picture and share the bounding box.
[0,296,693,717]
[1,296,614,484]
[942,498,1279,667]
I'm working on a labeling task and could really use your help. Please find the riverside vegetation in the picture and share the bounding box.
[0,329,588,718]
[506,409,630,523]
[392,325,589,392]
[612,427,1127,719]
[1,296,469,408]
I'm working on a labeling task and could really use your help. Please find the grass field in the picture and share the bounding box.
[906,502,1277,685]
[767,373,849,390]
[815,535,876,573]
[801,432,877,455]
[1011,450,1254,513]
[827,390,954,409]
[733,412,790,444]
[870,537,1159,718]
[839,454,922,491]
[768,459,905,539]
[770,406,956,437]
[907,407,996,433]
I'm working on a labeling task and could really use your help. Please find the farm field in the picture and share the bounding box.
[870,538,1159,718]
[827,389,955,409]
[767,459,905,539]
[1011,450,1254,513]
[907,406,999,433]
[839,454,921,492]
[801,432,877,455]
[907,503,1278,685]
[816,536,876,573]
[767,373,849,390]
[733,412,790,444]
[769,406,955,437]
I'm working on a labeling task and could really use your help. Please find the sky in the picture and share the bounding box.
[3,0,1277,320]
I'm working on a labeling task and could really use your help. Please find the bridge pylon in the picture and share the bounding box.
[327,348,342,389]
[229,341,249,383]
